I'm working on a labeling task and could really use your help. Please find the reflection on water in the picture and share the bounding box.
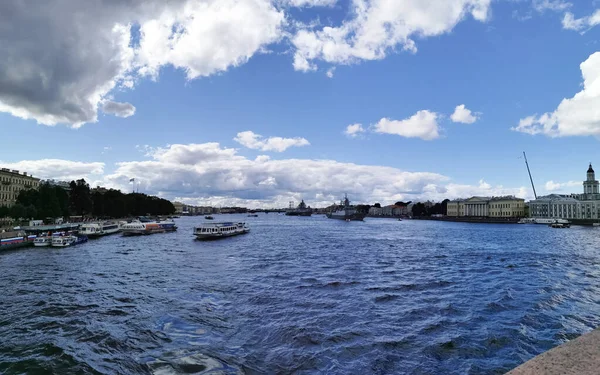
[2,215,600,374]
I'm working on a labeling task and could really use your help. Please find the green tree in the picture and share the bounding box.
[0,206,9,218]
[10,203,26,220]
[69,179,93,215]
[25,204,38,219]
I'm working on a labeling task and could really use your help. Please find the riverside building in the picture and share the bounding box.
[529,164,600,220]
[446,196,525,218]
[0,168,40,207]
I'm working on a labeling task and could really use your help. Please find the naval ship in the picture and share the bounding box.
[327,195,366,221]
[285,200,312,216]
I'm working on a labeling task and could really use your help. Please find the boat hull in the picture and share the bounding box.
[87,227,120,238]
[285,211,312,216]
[194,229,250,240]
[327,213,367,221]
[1,236,34,251]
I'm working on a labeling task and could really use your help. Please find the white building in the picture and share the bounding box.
[529,164,600,220]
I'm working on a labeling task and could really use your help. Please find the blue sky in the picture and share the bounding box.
[1,0,600,207]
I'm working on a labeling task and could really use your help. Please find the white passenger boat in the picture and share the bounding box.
[518,218,571,225]
[120,218,177,236]
[80,221,120,238]
[193,222,250,240]
[33,232,53,247]
[51,232,88,247]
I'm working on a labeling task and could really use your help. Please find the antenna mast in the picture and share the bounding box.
[523,151,537,199]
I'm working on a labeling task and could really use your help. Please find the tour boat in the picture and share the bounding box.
[51,232,88,247]
[193,222,250,240]
[550,221,571,228]
[33,233,53,247]
[205,216,214,220]
[120,218,177,236]
[518,218,570,225]
[80,221,120,238]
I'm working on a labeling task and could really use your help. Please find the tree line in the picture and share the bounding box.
[411,199,450,217]
[0,179,174,221]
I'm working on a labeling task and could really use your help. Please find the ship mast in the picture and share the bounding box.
[523,151,537,199]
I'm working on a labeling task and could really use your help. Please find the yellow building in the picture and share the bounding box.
[488,197,525,218]
[0,168,40,207]
[446,200,465,216]
[447,196,525,217]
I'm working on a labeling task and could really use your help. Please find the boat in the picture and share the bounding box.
[518,218,571,225]
[327,195,367,221]
[33,232,53,247]
[51,232,88,247]
[193,222,250,240]
[80,221,120,238]
[205,216,214,220]
[247,214,259,217]
[550,221,570,228]
[285,200,312,216]
[120,217,177,236]
[1,233,35,251]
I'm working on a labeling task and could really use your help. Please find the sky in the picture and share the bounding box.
[2,0,600,208]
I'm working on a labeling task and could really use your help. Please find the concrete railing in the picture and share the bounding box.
[507,329,600,374]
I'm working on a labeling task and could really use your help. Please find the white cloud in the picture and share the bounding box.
[102,101,136,118]
[286,0,337,7]
[562,10,600,32]
[532,0,571,13]
[0,159,104,181]
[0,0,284,128]
[450,104,479,124]
[344,123,366,138]
[234,131,310,152]
[291,0,491,71]
[544,180,580,192]
[95,142,531,207]
[136,0,284,80]
[514,52,600,137]
[373,110,441,140]
[326,67,336,78]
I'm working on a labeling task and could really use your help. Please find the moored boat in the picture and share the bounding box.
[193,222,250,240]
[80,221,120,238]
[1,234,35,251]
[51,232,88,247]
[518,218,570,225]
[327,195,366,221]
[205,215,214,220]
[33,233,52,247]
[121,217,177,236]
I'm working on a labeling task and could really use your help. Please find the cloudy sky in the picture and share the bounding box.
[1,0,600,207]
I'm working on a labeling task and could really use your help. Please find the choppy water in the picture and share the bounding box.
[2,216,600,374]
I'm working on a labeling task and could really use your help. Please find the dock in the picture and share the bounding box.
[20,223,80,233]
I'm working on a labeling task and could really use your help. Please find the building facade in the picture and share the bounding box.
[0,168,40,207]
[447,196,525,217]
[529,164,600,220]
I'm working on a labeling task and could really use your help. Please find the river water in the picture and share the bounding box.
[2,215,600,374]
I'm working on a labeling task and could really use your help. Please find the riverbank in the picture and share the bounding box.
[412,216,520,224]
[507,328,600,374]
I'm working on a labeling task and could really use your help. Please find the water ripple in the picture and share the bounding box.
[2,216,600,374]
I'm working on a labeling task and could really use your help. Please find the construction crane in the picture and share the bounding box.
[523,151,537,199]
